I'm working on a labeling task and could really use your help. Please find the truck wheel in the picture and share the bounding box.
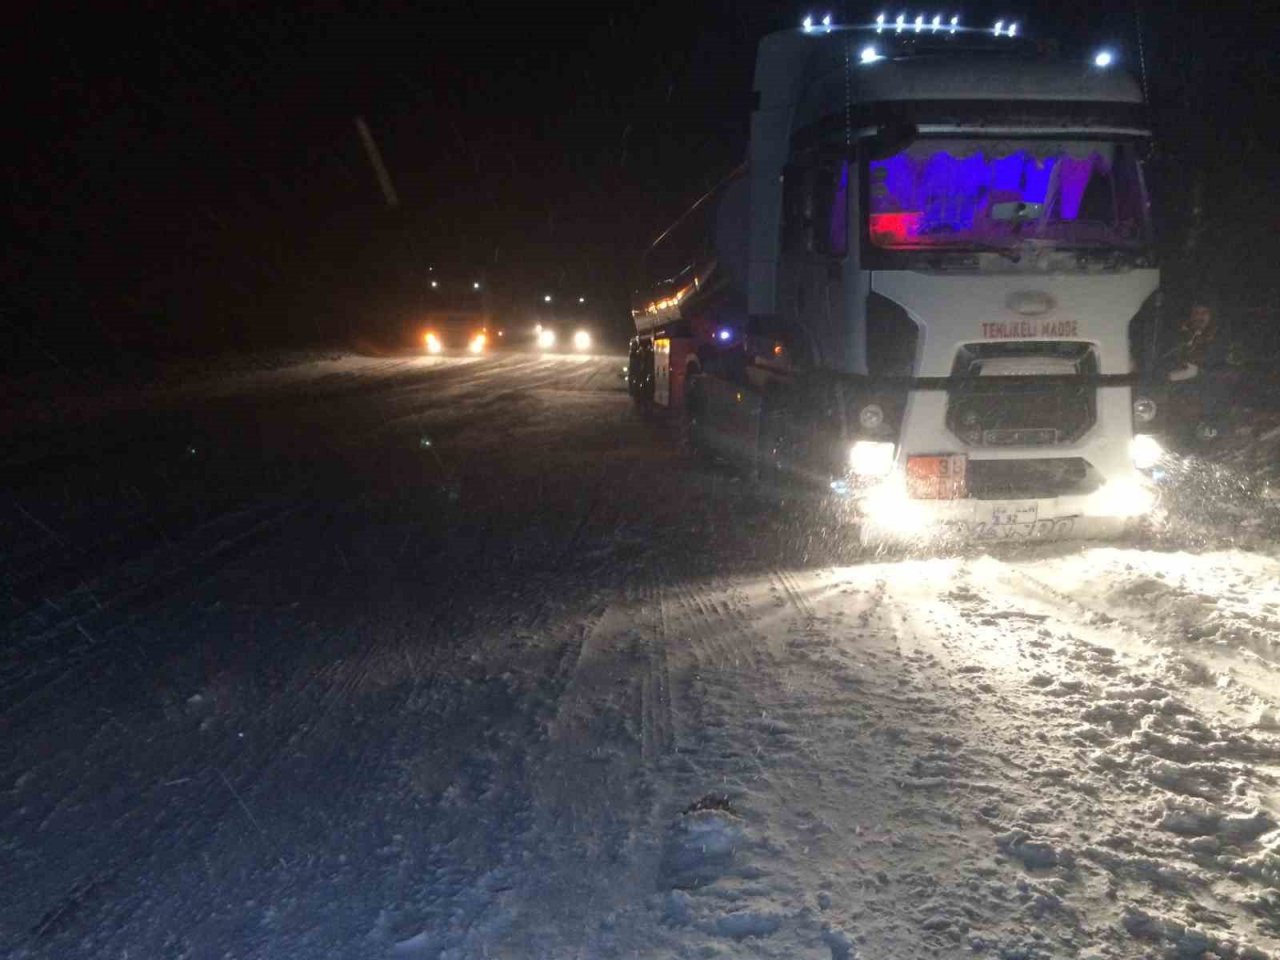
[628,341,655,412]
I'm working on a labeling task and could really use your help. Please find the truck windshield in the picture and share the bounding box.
[866,138,1149,253]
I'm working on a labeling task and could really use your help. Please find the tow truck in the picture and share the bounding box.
[628,14,1163,543]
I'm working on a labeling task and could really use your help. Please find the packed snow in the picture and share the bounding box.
[3,350,1280,958]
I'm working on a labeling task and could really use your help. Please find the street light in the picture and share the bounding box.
[543,294,553,303]
[578,296,586,304]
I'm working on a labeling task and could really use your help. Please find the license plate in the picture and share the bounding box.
[970,515,1077,541]
[991,502,1038,526]
[906,454,967,499]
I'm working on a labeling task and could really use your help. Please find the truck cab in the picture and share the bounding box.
[631,17,1162,543]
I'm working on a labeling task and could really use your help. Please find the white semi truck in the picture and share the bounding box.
[628,15,1164,542]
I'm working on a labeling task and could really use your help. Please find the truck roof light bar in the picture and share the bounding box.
[876,11,966,36]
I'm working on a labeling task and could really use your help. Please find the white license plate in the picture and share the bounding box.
[990,502,1038,526]
[970,515,1077,541]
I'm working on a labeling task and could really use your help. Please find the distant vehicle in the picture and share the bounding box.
[421,275,493,354]
[531,322,595,353]
[528,294,596,353]
[629,16,1163,544]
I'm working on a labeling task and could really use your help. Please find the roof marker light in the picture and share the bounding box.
[950,14,959,33]
[1007,21,1018,37]
[914,13,924,31]
[860,44,880,62]
[822,12,832,28]
[802,14,813,30]
[895,13,905,32]
[1094,49,1114,67]
[875,12,885,31]
[931,14,941,31]
[993,19,1004,36]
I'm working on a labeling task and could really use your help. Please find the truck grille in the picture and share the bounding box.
[946,342,1097,447]
[966,457,1098,500]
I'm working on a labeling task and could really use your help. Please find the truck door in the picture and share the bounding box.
[778,155,850,368]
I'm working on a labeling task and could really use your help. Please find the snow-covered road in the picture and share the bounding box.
[4,351,1280,959]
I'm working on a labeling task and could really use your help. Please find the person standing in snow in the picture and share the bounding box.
[1171,302,1234,440]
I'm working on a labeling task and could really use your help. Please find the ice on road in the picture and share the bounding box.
[4,351,1280,959]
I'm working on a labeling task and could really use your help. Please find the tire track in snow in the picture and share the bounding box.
[0,500,311,724]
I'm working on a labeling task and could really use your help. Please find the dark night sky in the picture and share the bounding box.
[5,1,1278,359]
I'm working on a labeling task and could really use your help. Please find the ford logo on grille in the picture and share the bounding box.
[1005,290,1056,316]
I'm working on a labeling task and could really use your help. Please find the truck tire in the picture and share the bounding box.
[628,340,655,411]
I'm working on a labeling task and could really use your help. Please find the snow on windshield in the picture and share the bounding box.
[868,139,1148,250]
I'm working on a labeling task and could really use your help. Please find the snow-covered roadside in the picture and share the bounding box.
[6,351,1280,960]
[1018,546,1280,720]
[395,549,1280,960]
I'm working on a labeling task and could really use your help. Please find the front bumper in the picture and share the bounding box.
[853,472,1156,545]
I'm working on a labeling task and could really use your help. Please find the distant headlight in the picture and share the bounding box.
[849,440,895,477]
[1131,433,1164,470]
[537,329,557,349]
[425,332,442,354]
[468,333,487,354]
[573,330,592,351]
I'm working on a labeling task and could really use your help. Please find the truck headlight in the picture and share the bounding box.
[468,333,487,354]
[425,332,442,354]
[573,330,592,351]
[1133,397,1158,423]
[537,329,557,349]
[849,440,895,477]
[1131,433,1163,470]
[1095,478,1157,517]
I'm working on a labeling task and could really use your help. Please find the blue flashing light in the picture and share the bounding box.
[717,328,732,342]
